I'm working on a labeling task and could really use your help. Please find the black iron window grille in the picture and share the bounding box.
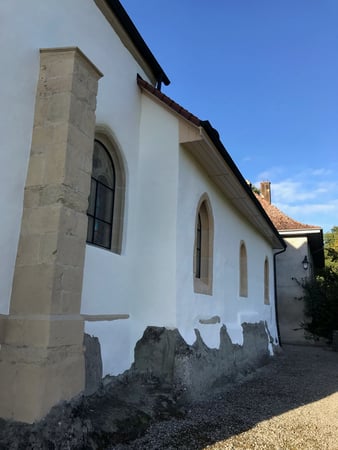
[87,141,115,249]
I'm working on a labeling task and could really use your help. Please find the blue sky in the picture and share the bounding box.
[122,0,338,233]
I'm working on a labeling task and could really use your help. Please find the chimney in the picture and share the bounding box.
[260,181,271,204]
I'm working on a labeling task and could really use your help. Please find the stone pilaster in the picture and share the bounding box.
[0,47,102,423]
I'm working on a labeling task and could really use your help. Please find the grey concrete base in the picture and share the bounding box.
[133,322,271,401]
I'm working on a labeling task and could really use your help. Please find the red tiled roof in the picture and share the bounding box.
[137,74,201,126]
[256,194,321,231]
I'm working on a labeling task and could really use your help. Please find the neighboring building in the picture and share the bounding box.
[257,182,325,344]
[0,1,285,423]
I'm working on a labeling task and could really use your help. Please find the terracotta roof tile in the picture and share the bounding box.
[137,74,201,126]
[255,194,321,231]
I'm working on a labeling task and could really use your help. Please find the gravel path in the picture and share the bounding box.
[112,344,338,450]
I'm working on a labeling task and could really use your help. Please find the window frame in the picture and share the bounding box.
[193,193,214,295]
[264,257,270,305]
[239,241,248,297]
[86,131,126,254]
[87,140,116,250]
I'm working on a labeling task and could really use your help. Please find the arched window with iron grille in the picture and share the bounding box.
[87,140,115,249]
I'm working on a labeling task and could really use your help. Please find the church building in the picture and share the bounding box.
[0,0,285,423]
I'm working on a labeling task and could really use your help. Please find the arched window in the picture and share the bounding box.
[87,141,115,249]
[264,257,270,304]
[239,241,248,297]
[87,135,125,253]
[194,194,214,295]
[195,213,202,278]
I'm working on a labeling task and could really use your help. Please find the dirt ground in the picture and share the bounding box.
[1,344,338,449]
[113,344,338,449]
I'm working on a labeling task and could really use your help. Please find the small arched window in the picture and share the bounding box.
[195,213,202,278]
[194,194,214,295]
[87,141,115,249]
[239,241,248,297]
[264,257,270,304]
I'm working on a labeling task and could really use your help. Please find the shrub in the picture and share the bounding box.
[300,267,338,341]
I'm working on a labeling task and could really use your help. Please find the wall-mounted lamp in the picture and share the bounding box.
[302,255,309,270]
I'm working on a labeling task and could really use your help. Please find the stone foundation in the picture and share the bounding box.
[133,322,272,400]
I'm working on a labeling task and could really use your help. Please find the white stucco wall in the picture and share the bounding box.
[277,236,309,343]
[130,95,179,330]
[82,94,181,375]
[0,0,151,315]
[1,1,279,377]
[176,149,278,349]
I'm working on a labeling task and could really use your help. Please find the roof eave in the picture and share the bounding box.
[95,0,170,87]
[200,121,285,250]
[280,229,324,268]
[181,121,285,250]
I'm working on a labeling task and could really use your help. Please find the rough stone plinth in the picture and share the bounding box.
[133,322,271,401]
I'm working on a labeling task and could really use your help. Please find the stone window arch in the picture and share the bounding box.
[193,193,214,295]
[264,257,270,304]
[87,132,125,254]
[239,241,248,297]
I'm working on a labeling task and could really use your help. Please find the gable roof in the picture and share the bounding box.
[137,75,285,250]
[95,0,170,88]
[255,193,324,268]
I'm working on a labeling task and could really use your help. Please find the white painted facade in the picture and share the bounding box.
[276,236,311,344]
[1,0,281,377]
[176,147,277,349]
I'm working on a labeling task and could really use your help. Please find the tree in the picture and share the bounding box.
[301,267,338,341]
[324,226,338,271]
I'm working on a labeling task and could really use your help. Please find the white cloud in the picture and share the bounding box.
[254,166,338,204]
[273,180,314,202]
[309,168,333,177]
[276,201,338,230]
[256,166,285,182]
[277,202,337,216]
[253,165,338,231]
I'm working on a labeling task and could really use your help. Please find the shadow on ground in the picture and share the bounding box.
[112,344,338,450]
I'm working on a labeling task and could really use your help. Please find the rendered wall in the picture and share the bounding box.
[0,0,150,314]
[176,149,278,350]
[82,93,180,375]
[0,0,152,378]
[84,91,279,375]
[277,236,309,343]
[0,0,279,392]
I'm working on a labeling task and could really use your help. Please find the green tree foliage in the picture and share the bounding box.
[324,226,338,250]
[301,267,338,341]
[324,226,338,270]
[301,226,338,341]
